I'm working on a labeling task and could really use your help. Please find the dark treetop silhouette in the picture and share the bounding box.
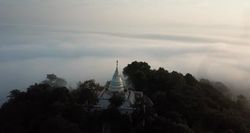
[0,61,249,133]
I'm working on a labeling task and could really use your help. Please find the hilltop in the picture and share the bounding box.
[0,61,249,133]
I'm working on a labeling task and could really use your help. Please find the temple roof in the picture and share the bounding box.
[108,61,125,92]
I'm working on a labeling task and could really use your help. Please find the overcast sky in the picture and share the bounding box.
[0,0,250,103]
[1,0,250,28]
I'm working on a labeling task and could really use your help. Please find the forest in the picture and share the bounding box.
[0,61,249,133]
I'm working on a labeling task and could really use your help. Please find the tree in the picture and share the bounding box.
[42,74,67,87]
[184,73,197,86]
[109,93,125,108]
[2,61,250,133]
[236,95,248,111]
[71,80,99,106]
[123,61,151,92]
[39,115,82,133]
[8,89,24,100]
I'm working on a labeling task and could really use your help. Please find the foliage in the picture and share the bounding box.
[71,80,100,106]
[42,74,67,87]
[123,61,250,133]
[1,62,250,133]
[109,93,125,108]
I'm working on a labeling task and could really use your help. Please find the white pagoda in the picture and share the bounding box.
[96,61,143,114]
[108,61,125,92]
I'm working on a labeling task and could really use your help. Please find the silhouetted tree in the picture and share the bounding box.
[1,61,250,133]
[236,94,248,111]
[42,74,67,87]
[109,93,124,108]
[71,80,99,106]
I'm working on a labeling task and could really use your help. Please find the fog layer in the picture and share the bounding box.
[0,0,250,103]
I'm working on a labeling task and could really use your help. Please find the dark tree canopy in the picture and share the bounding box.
[123,61,151,92]
[71,80,100,106]
[109,93,125,108]
[123,61,250,133]
[1,62,250,133]
[42,74,67,87]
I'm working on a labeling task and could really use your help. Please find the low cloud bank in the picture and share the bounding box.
[0,24,250,103]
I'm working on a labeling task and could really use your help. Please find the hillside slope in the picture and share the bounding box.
[0,61,249,133]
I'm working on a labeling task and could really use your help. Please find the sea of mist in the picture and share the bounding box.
[0,24,250,104]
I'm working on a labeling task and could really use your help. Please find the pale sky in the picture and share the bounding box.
[0,0,250,103]
[0,0,250,28]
